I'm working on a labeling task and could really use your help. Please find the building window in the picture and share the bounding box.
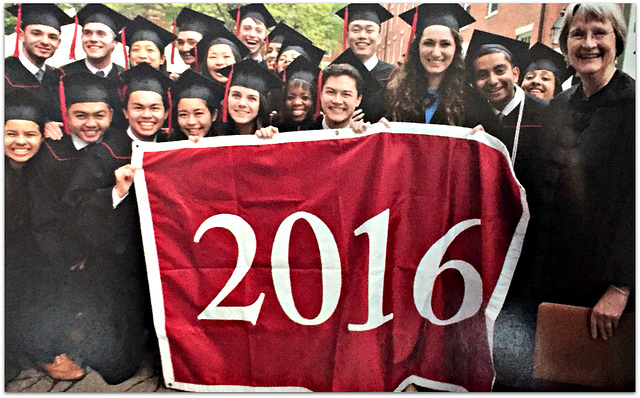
[487,3,498,17]
[515,23,534,44]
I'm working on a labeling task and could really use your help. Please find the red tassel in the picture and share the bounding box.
[194,45,199,72]
[121,29,128,69]
[69,14,78,60]
[170,19,176,65]
[282,69,286,82]
[166,88,172,137]
[13,3,22,57]
[315,70,322,119]
[342,6,348,52]
[235,7,241,36]
[59,78,70,135]
[222,65,234,123]
[407,8,418,59]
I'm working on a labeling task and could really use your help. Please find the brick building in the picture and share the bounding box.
[377,3,569,66]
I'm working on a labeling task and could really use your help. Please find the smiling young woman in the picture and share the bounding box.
[387,4,476,126]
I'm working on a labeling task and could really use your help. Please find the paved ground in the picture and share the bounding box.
[5,357,179,392]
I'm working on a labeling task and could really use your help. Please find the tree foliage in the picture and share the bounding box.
[5,3,345,53]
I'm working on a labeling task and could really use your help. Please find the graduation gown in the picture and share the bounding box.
[369,59,396,89]
[58,129,150,383]
[4,56,63,122]
[524,70,635,307]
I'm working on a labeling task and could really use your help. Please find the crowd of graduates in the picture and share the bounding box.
[4,1,635,391]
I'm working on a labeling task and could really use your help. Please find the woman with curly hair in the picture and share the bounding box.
[387,4,483,126]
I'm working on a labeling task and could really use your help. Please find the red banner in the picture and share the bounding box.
[132,123,528,392]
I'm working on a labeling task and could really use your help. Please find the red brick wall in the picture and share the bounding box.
[376,3,569,65]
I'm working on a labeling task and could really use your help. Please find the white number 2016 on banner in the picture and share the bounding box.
[194,209,482,330]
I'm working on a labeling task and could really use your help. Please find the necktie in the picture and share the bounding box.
[95,70,106,77]
[35,69,44,82]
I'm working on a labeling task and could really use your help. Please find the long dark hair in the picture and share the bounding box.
[387,27,466,125]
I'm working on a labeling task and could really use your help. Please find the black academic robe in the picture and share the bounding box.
[370,59,396,90]
[60,129,150,383]
[524,70,635,308]
[4,56,63,122]
[471,91,548,189]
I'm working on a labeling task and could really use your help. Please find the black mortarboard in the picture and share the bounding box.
[124,15,176,52]
[195,23,251,65]
[61,72,120,107]
[399,3,475,32]
[119,62,173,99]
[76,4,130,39]
[175,7,224,36]
[335,4,393,25]
[171,69,225,109]
[6,3,74,32]
[5,86,45,126]
[466,30,531,72]
[524,42,574,85]
[328,48,381,95]
[219,58,284,97]
[268,22,311,45]
[229,4,277,30]
[285,55,320,85]
[278,34,325,67]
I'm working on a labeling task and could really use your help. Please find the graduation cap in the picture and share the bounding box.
[278,34,325,69]
[120,62,173,98]
[76,4,129,37]
[399,4,474,58]
[524,42,574,87]
[6,3,74,32]
[217,58,284,122]
[7,3,75,58]
[229,3,277,35]
[175,7,224,36]
[465,29,530,72]
[328,48,381,95]
[171,69,225,111]
[123,15,176,67]
[336,4,393,25]
[193,23,250,72]
[399,3,475,32]
[5,86,45,126]
[268,22,311,45]
[58,72,121,134]
[336,4,393,51]
[284,55,322,118]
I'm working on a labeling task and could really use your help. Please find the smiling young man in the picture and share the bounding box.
[62,5,129,80]
[174,7,225,71]
[467,30,548,168]
[5,4,73,88]
[229,4,277,67]
[57,64,175,385]
[310,48,384,130]
[336,4,395,88]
